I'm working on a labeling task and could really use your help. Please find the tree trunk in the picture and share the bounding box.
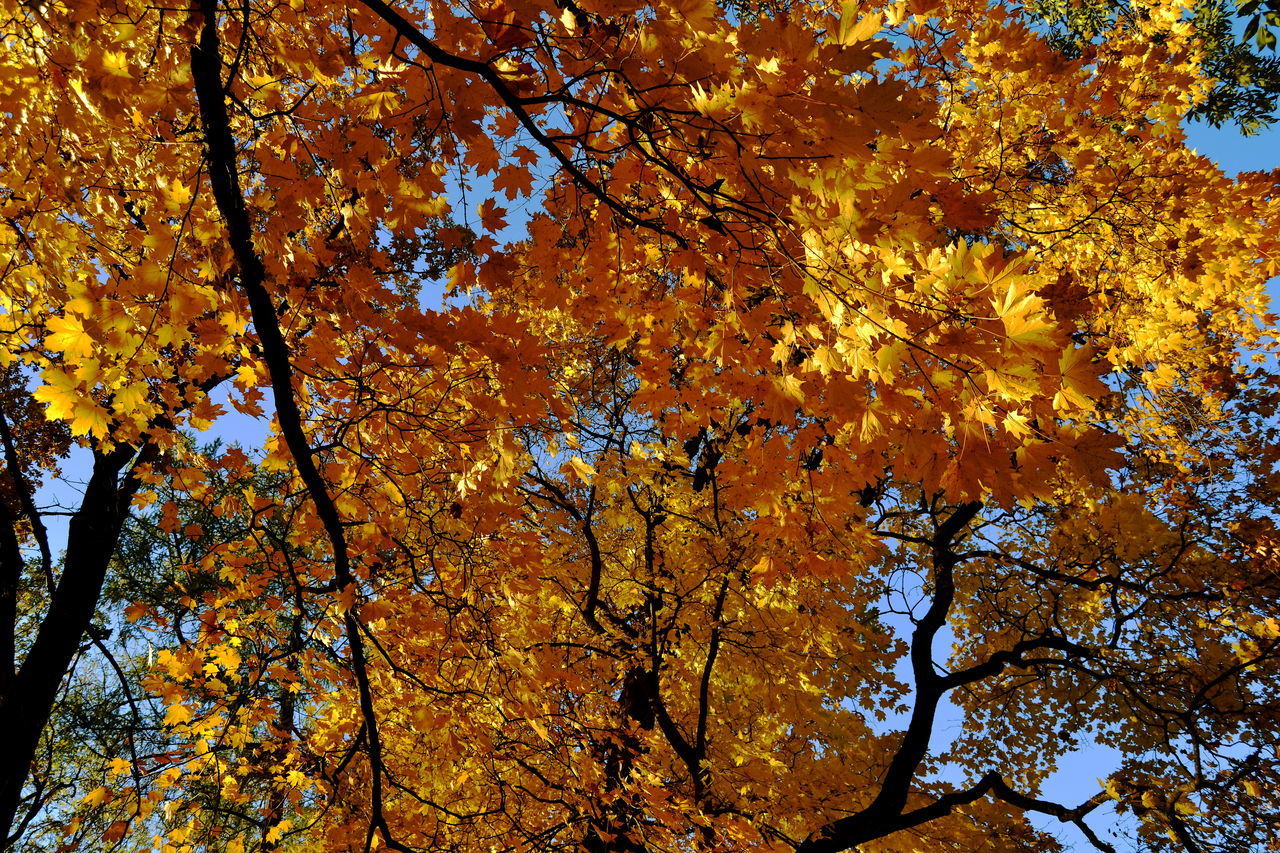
[0,445,144,844]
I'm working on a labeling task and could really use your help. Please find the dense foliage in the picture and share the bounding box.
[1028,0,1280,131]
[1,0,1279,850]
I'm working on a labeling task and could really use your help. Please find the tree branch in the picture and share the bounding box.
[0,406,52,591]
[190,5,403,850]
[355,0,690,244]
[796,502,981,852]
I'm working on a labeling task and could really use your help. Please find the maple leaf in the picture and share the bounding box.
[836,3,882,45]
[101,51,130,78]
[45,314,94,360]
[478,198,508,232]
[564,456,595,483]
[32,368,111,437]
[32,369,79,422]
[163,704,193,727]
[82,786,110,807]
[493,164,534,200]
[467,138,502,176]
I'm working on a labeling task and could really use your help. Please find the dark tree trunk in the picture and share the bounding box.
[0,445,146,845]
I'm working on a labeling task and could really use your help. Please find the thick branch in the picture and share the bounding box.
[796,502,980,853]
[0,404,54,697]
[940,633,1093,691]
[872,502,981,814]
[0,408,52,590]
[0,480,21,696]
[0,443,151,843]
[190,6,404,850]
[987,778,1116,853]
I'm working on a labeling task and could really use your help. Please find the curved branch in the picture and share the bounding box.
[940,633,1094,691]
[797,502,982,853]
[190,6,405,851]
[987,778,1117,853]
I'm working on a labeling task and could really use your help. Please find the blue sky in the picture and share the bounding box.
[1186,121,1280,175]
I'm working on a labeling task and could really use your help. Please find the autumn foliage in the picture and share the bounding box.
[1,0,1279,850]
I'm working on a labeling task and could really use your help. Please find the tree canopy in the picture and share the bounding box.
[1,0,1279,850]
[1027,0,1280,132]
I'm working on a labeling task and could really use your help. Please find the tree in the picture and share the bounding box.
[1028,0,1280,132]
[1,0,1278,849]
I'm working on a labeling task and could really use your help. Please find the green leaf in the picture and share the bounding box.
[1244,13,1261,43]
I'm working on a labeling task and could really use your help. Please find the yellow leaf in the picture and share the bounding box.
[265,821,291,844]
[212,643,242,673]
[164,703,193,727]
[113,380,150,412]
[1058,346,1110,409]
[83,786,111,807]
[565,456,595,483]
[837,2,882,45]
[528,718,553,743]
[68,77,99,115]
[809,345,841,376]
[45,314,94,359]
[875,340,908,379]
[335,584,357,615]
[162,178,193,212]
[70,402,111,438]
[1003,409,1032,438]
[33,369,79,421]
[102,51,130,78]
[33,368,111,437]
[775,374,806,402]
